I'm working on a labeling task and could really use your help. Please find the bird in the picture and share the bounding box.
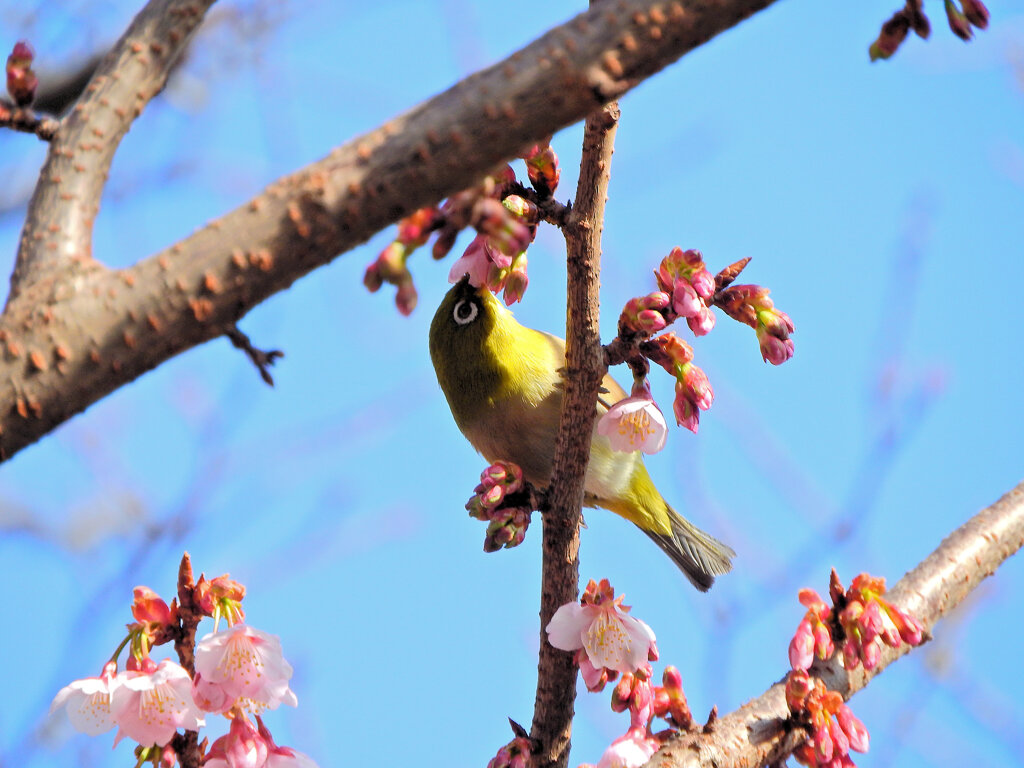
[429,276,735,591]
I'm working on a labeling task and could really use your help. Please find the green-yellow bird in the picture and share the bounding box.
[429,277,735,591]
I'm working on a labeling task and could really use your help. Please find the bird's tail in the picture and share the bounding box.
[644,505,735,591]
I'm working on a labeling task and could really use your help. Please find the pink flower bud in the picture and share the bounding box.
[784,670,814,712]
[861,638,881,670]
[502,255,529,305]
[690,268,716,301]
[814,721,834,764]
[961,0,989,28]
[672,388,699,433]
[686,306,715,336]
[662,666,683,692]
[870,13,910,61]
[827,714,850,758]
[945,0,973,40]
[671,282,702,318]
[758,334,795,365]
[6,40,38,107]
[502,194,539,225]
[396,206,438,247]
[789,617,815,671]
[395,279,417,316]
[523,144,560,195]
[363,262,383,292]
[678,363,713,411]
[837,704,870,753]
[132,586,174,626]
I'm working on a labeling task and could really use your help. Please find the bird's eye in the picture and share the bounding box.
[453,299,479,326]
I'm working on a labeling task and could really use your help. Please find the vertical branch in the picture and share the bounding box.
[530,101,620,768]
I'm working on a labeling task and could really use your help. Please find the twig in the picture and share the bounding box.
[0,101,60,140]
[225,324,283,386]
[529,97,620,768]
[172,552,204,768]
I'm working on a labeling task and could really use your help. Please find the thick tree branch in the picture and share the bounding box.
[644,480,1024,768]
[9,0,216,301]
[0,0,777,462]
[531,97,620,768]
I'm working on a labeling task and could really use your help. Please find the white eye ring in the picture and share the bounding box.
[453,299,479,325]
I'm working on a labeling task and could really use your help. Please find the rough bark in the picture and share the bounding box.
[0,0,778,462]
[531,99,620,768]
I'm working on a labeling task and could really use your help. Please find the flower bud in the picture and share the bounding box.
[945,0,973,40]
[961,0,989,28]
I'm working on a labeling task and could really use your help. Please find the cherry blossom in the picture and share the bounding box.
[109,659,204,747]
[194,624,298,713]
[546,579,656,675]
[49,661,119,736]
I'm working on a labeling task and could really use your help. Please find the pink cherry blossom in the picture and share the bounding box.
[597,382,668,455]
[50,661,119,736]
[258,716,320,768]
[546,580,656,674]
[594,729,659,768]
[194,624,298,713]
[204,716,269,768]
[447,235,493,286]
[110,660,204,747]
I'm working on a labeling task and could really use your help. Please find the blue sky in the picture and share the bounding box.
[0,1,1022,767]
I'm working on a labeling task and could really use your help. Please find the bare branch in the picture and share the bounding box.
[645,481,1024,768]
[225,324,283,387]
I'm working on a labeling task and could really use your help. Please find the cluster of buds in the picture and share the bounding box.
[618,292,671,337]
[466,461,533,552]
[363,206,440,315]
[868,1,930,61]
[369,144,560,314]
[523,142,560,196]
[6,40,37,107]
[609,249,790,442]
[486,731,534,768]
[648,333,714,434]
[945,0,989,39]
[654,247,717,336]
[835,573,924,671]
[446,190,537,305]
[869,0,988,61]
[786,670,870,768]
[789,588,835,671]
[789,570,925,674]
[49,558,315,768]
[716,283,795,365]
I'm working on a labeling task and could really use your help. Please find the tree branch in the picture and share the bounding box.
[644,480,1024,768]
[0,0,777,462]
[530,95,620,768]
[9,0,216,301]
